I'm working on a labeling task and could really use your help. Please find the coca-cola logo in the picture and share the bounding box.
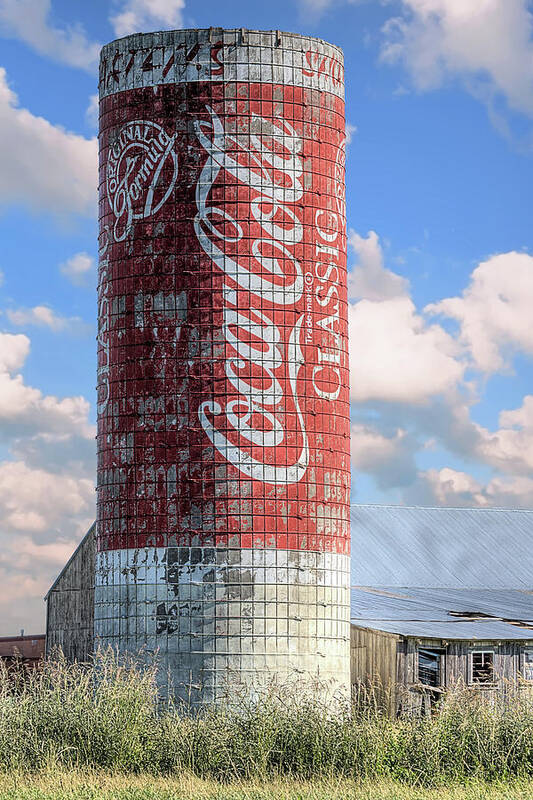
[106,120,178,242]
[193,106,309,486]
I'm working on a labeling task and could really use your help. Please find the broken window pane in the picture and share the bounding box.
[418,648,443,687]
[524,650,533,682]
[471,651,494,683]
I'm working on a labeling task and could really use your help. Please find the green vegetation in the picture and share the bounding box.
[0,650,531,794]
[0,774,533,800]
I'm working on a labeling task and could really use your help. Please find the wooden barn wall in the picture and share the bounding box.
[371,636,531,690]
[353,628,533,716]
[444,640,531,702]
[46,529,95,662]
[350,625,399,714]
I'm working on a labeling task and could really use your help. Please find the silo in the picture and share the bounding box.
[96,28,350,704]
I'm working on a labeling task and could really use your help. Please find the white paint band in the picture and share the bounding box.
[94,546,351,702]
[99,28,345,101]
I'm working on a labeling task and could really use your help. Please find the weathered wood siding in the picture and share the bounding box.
[444,640,533,702]
[370,635,533,689]
[352,627,533,716]
[45,525,95,662]
[351,625,399,714]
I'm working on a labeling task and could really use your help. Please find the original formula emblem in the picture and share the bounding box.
[106,120,178,242]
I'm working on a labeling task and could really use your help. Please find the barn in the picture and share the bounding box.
[350,505,533,714]
[0,634,45,669]
[45,505,533,712]
[45,523,94,663]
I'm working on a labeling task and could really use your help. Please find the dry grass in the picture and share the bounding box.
[0,772,532,800]
[0,650,531,789]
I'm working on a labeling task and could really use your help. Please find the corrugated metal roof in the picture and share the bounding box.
[353,619,533,640]
[350,505,533,589]
[351,587,533,621]
[351,586,533,640]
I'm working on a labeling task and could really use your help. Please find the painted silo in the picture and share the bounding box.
[96,28,350,704]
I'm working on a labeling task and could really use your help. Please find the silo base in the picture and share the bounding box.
[95,546,351,705]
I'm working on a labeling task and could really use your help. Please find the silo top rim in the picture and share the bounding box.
[101,27,343,58]
[99,28,345,101]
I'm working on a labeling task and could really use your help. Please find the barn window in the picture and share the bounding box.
[471,650,494,683]
[418,648,444,687]
[524,650,533,682]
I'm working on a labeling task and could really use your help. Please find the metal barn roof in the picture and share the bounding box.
[350,504,533,589]
[351,586,533,640]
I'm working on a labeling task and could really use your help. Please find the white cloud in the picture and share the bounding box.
[351,384,533,497]
[6,305,90,334]
[426,251,533,373]
[297,0,363,18]
[110,0,185,37]
[346,230,533,509]
[60,252,95,287]
[350,353,533,503]
[7,305,67,331]
[0,378,91,438]
[0,330,95,633]
[349,369,533,507]
[0,458,94,633]
[0,460,93,535]
[0,0,100,72]
[346,122,357,145]
[0,567,55,634]
[381,0,533,118]
[351,423,405,466]
[347,229,466,422]
[348,229,409,301]
[0,332,30,374]
[406,467,488,507]
[349,295,464,403]
[341,224,533,512]
[0,268,4,287]
[499,394,533,430]
[0,68,97,217]
[406,466,533,509]
[9,536,82,568]
[0,332,94,440]
[351,423,417,488]
[86,94,99,129]
[474,395,533,476]
[480,475,533,507]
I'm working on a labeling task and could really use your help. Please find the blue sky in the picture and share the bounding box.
[0,0,532,632]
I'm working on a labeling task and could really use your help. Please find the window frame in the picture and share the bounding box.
[523,649,533,682]
[469,648,496,685]
[417,646,445,688]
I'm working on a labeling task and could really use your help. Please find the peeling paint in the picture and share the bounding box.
[96,28,351,703]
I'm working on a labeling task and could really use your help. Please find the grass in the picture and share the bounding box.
[0,650,531,794]
[0,773,532,800]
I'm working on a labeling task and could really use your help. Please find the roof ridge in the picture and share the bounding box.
[350,503,533,513]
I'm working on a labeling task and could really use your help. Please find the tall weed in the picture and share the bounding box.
[0,650,531,785]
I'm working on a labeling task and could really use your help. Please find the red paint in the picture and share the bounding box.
[302,50,344,87]
[97,81,350,554]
